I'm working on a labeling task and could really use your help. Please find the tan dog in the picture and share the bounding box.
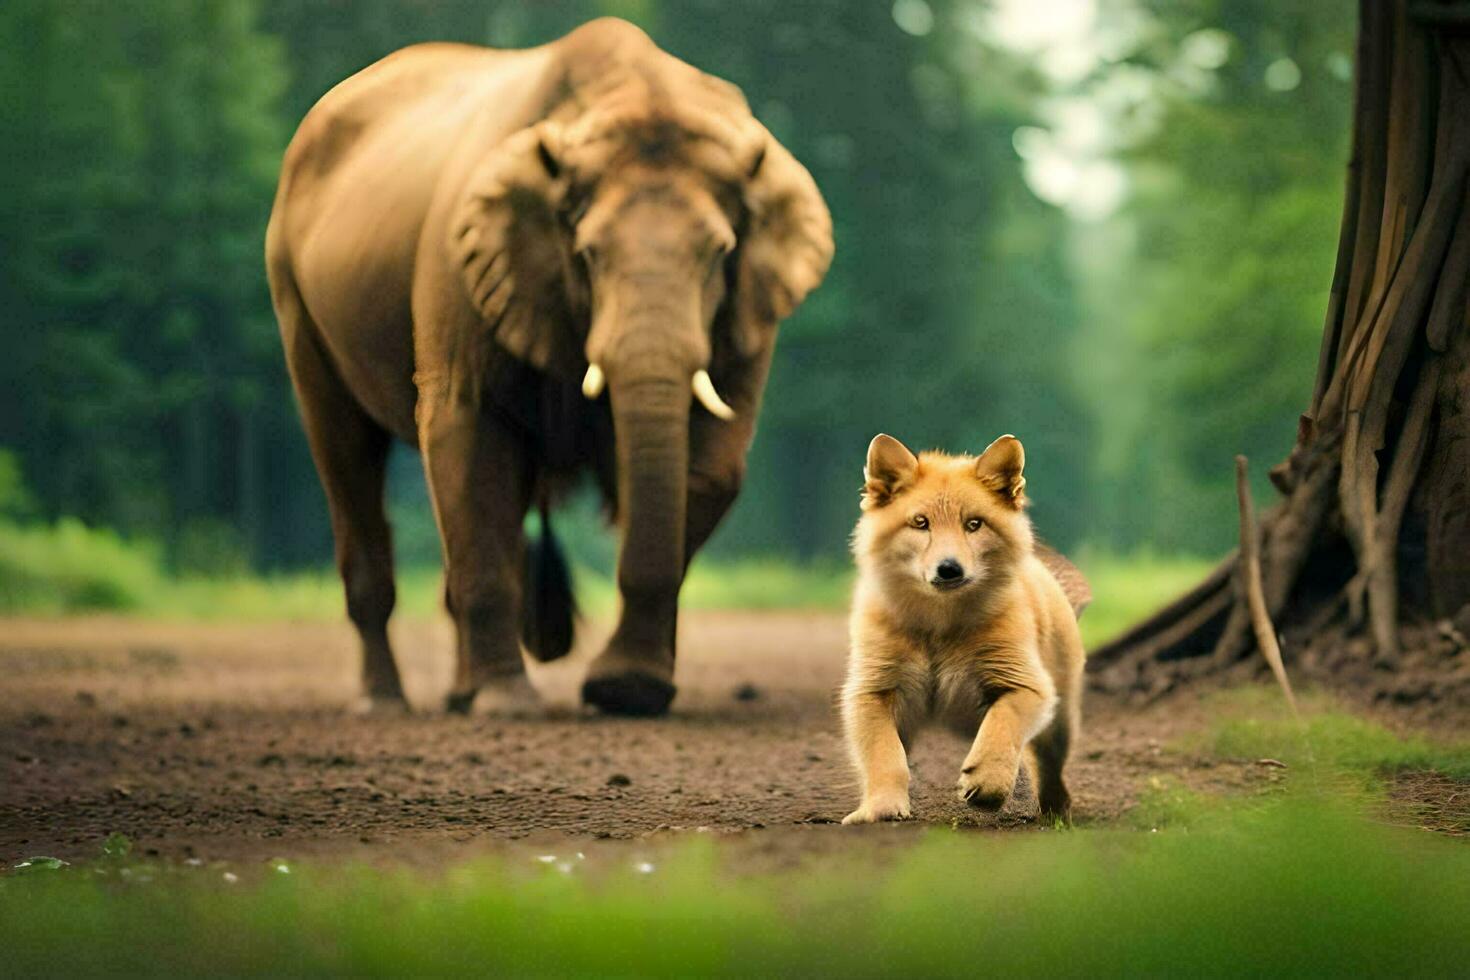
[841,433,1087,825]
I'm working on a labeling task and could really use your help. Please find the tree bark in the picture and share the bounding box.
[1092,0,1470,703]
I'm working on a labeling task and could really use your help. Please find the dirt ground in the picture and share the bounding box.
[0,612,1309,866]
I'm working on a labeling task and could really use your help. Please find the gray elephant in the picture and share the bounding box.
[264,18,833,715]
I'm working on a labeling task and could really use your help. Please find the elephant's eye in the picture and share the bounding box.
[910,515,929,530]
[965,518,983,533]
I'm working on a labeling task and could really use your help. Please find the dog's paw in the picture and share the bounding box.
[956,763,1015,811]
[842,795,912,825]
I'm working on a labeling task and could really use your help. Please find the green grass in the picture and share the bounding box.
[0,518,164,614]
[0,517,854,620]
[1072,549,1216,649]
[4,794,1468,977]
[1204,688,1470,782]
[0,515,1213,629]
[578,556,856,615]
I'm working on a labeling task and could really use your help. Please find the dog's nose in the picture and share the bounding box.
[935,559,965,582]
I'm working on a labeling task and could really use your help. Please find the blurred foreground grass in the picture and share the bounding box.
[0,519,1210,646]
[4,702,1468,977]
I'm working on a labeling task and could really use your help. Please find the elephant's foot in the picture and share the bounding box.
[472,674,542,718]
[351,692,413,716]
[355,653,408,715]
[353,668,410,715]
[445,672,540,717]
[581,651,676,716]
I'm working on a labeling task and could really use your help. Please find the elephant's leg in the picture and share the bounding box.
[279,304,404,710]
[682,347,769,564]
[684,459,746,563]
[580,533,683,718]
[582,360,765,717]
[417,386,535,714]
[581,462,738,717]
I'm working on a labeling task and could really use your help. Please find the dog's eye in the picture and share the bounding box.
[965,518,983,532]
[910,515,929,530]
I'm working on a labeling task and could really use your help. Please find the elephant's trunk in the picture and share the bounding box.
[607,349,692,656]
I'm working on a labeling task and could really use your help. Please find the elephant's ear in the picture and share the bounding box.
[449,123,573,370]
[730,135,834,359]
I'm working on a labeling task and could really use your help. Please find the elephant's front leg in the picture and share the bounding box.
[581,354,768,717]
[581,456,686,715]
[580,473,735,717]
[418,385,536,714]
[681,346,769,562]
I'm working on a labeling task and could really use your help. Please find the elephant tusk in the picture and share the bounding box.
[582,363,605,399]
[691,370,735,420]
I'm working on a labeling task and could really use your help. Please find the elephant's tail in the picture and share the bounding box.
[521,503,577,662]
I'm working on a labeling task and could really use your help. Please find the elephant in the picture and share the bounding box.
[264,18,833,716]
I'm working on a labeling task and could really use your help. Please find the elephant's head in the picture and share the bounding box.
[450,96,832,608]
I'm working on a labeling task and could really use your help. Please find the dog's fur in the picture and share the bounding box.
[840,433,1085,824]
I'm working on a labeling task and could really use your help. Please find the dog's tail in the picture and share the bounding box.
[1035,542,1092,620]
[520,503,577,662]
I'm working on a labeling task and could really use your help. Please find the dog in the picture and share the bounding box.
[840,433,1087,824]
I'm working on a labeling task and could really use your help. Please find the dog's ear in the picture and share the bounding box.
[975,434,1026,508]
[863,434,918,508]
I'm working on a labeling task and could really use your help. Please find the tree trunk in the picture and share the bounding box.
[1092,0,1470,710]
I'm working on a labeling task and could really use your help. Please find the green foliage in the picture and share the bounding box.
[1081,0,1355,552]
[101,833,134,860]
[1207,689,1470,781]
[0,518,1212,625]
[0,0,1362,574]
[0,449,37,519]
[1126,775,1212,831]
[0,518,162,614]
[575,556,856,615]
[0,0,314,568]
[4,797,1469,976]
[171,519,254,578]
[1073,550,1216,648]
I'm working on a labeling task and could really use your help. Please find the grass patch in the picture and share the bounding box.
[4,797,1468,977]
[1125,774,1214,831]
[575,557,855,615]
[0,519,162,614]
[1073,549,1215,649]
[1205,688,1470,782]
[0,517,1210,628]
[0,514,856,620]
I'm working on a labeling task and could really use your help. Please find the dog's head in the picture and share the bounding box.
[853,433,1034,601]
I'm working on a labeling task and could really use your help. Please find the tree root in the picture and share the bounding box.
[1234,456,1299,714]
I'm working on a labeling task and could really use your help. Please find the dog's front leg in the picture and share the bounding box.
[841,688,912,824]
[956,683,1055,811]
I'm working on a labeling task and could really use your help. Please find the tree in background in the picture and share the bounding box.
[0,0,295,568]
[1095,0,1470,711]
[4,0,1362,577]
[1077,0,1355,553]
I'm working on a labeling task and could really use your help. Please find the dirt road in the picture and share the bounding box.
[2,612,1263,864]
